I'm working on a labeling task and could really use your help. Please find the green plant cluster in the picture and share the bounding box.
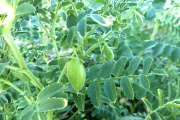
[0,0,180,120]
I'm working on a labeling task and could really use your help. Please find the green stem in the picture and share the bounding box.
[161,4,176,20]
[150,21,160,40]
[68,110,79,120]
[6,65,43,90]
[0,49,16,63]
[22,71,44,90]
[122,0,144,20]
[0,77,33,104]
[3,33,43,90]
[40,27,46,45]
[57,62,68,83]
[6,0,18,31]
[47,111,53,120]
[3,33,28,69]
[137,0,144,6]
[84,31,112,57]
[122,7,135,19]
[70,0,78,16]
[35,14,55,42]
[51,3,61,60]
[144,98,180,120]
[84,24,99,40]
[103,0,111,15]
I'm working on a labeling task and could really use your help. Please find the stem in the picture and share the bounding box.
[161,5,175,20]
[84,24,99,40]
[22,71,44,90]
[70,0,78,16]
[144,98,180,120]
[3,33,28,69]
[0,49,16,63]
[103,0,111,15]
[84,31,112,57]
[122,7,135,19]
[139,3,176,57]
[5,65,43,90]
[52,40,60,60]
[150,21,160,40]
[6,0,18,31]
[40,27,45,45]
[57,62,68,82]
[35,14,55,42]
[51,3,61,60]
[0,77,33,104]
[68,110,79,120]
[137,0,144,6]
[47,111,53,120]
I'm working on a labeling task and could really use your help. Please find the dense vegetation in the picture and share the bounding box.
[1,0,180,119]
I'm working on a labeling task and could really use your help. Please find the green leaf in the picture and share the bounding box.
[129,56,141,75]
[67,26,76,46]
[162,45,172,57]
[52,92,68,99]
[78,17,86,37]
[33,0,42,7]
[76,31,83,44]
[90,14,112,27]
[114,56,128,77]
[38,98,67,112]
[20,105,35,120]
[153,69,167,75]
[153,43,165,57]
[15,3,36,16]
[155,112,164,120]
[37,83,63,104]
[142,98,153,111]
[143,57,152,74]
[0,25,5,35]
[11,69,31,82]
[132,83,147,99]
[61,12,66,21]
[88,64,102,80]
[48,59,58,66]
[168,82,174,101]
[171,47,180,62]
[87,81,101,107]
[0,63,7,76]
[139,74,150,89]
[62,1,71,6]
[0,113,5,120]
[152,0,166,8]
[76,2,84,9]
[101,60,116,78]
[64,84,86,95]
[0,96,8,105]
[104,79,117,103]
[10,116,18,120]
[120,77,134,99]
[73,94,85,111]
[95,0,107,4]
[67,14,77,29]
[143,41,156,50]
[175,79,180,99]
[158,89,164,106]
[164,103,180,107]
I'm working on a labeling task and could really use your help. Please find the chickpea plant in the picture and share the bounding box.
[0,0,180,120]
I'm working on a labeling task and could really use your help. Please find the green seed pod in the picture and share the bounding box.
[112,36,119,49]
[67,57,86,92]
[104,43,114,59]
